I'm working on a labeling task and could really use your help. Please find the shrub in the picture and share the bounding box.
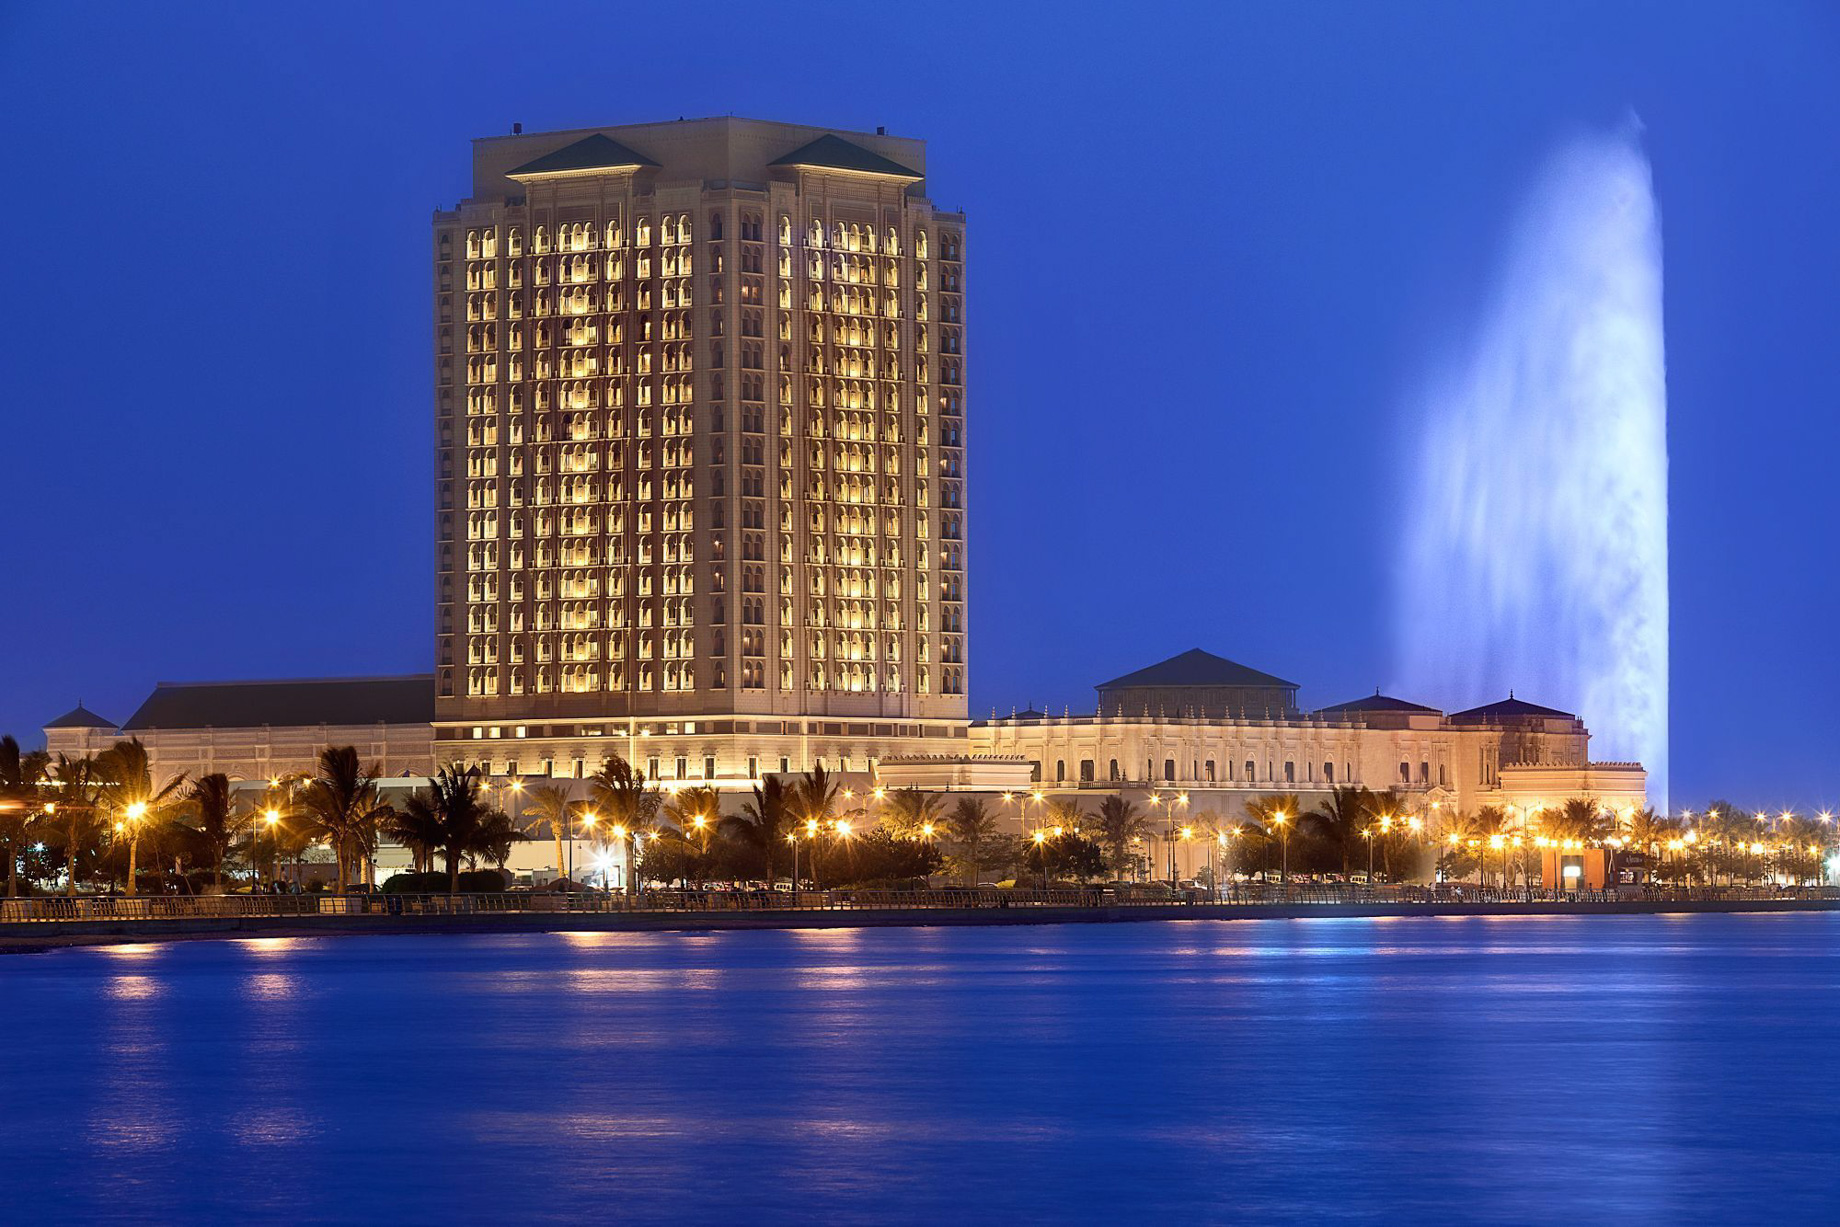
[381,869,508,893]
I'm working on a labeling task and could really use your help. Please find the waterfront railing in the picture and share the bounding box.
[1,884,1835,925]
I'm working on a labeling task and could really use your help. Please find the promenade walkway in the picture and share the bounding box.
[4,886,1836,951]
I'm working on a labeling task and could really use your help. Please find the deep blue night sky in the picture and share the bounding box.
[2,2,1835,809]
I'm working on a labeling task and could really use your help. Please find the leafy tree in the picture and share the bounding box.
[811,828,944,887]
[637,835,699,886]
[1221,820,1275,880]
[1028,832,1107,883]
[296,746,395,891]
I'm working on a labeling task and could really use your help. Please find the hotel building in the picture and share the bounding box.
[41,116,1647,884]
[430,118,970,785]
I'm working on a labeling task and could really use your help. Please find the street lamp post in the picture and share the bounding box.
[1173,794,1189,882]
[576,812,599,892]
[263,809,281,893]
[122,801,147,896]
[1272,811,1290,887]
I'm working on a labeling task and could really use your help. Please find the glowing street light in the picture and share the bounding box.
[1272,810,1291,885]
[122,801,149,896]
[259,807,281,892]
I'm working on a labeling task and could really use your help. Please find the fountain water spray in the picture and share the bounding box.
[1396,124,1668,809]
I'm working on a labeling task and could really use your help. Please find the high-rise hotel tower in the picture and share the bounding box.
[432,118,969,785]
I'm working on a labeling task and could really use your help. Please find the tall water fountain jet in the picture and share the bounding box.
[1395,124,1668,809]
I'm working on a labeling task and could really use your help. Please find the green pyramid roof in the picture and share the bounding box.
[509,134,659,178]
[770,134,920,178]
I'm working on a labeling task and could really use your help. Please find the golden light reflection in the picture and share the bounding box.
[107,974,159,1001]
[245,973,300,1002]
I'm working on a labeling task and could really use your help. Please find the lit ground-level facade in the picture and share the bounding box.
[43,650,1644,887]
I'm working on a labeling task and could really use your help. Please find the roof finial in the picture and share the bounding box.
[1510,688,1515,699]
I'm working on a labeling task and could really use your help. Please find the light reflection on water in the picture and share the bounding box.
[1,914,1836,1223]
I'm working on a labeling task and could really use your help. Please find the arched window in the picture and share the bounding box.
[1245,760,1256,782]
[1055,760,1066,783]
[1163,759,1175,782]
[1108,759,1120,782]
[1399,762,1411,784]
[1284,761,1295,784]
[1324,761,1335,783]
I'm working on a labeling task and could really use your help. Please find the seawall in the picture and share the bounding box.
[4,896,1836,953]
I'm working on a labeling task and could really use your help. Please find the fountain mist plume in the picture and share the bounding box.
[1395,124,1668,810]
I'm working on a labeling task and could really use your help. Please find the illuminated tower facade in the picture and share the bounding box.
[431,118,968,783]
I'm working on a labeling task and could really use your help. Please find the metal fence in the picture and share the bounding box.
[2,884,1835,926]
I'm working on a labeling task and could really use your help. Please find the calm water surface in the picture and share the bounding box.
[2,914,1836,1223]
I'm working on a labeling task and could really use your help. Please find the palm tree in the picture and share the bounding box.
[519,784,578,882]
[1043,796,1086,835]
[587,755,662,892]
[795,763,841,829]
[881,788,945,840]
[1543,798,1609,844]
[945,796,1002,887]
[470,810,525,876]
[384,791,445,874]
[48,753,102,896]
[296,746,395,891]
[424,765,494,894]
[1622,806,1676,867]
[725,776,791,886]
[1305,785,1371,876]
[184,773,245,893]
[0,736,49,899]
[1092,795,1150,880]
[97,738,187,896]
